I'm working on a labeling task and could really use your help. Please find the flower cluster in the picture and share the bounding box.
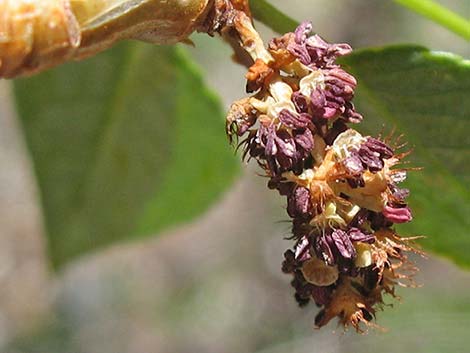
[227,21,421,331]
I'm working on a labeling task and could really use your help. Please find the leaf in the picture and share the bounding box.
[14,43,239,269]
[340,45,470,267]
[250,0,299,34]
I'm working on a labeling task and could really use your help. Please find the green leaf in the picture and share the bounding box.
[14,43,239,269]
[340,46,470,268]
[251,0,299,34]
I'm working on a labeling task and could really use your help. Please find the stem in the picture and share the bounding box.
[250,0,299,34]
[233,10,273,63]
[394,0,470,40]
[74,0,211,54]
[0,0,211,78]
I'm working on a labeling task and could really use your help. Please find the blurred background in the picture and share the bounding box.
[0,0,469,352]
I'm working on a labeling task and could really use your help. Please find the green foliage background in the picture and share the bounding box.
[14,44,239,268]
[3,0,470,352]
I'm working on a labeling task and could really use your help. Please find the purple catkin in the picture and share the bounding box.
[228,20,418,330]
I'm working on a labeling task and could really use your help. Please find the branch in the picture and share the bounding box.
[0,0,211,78]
